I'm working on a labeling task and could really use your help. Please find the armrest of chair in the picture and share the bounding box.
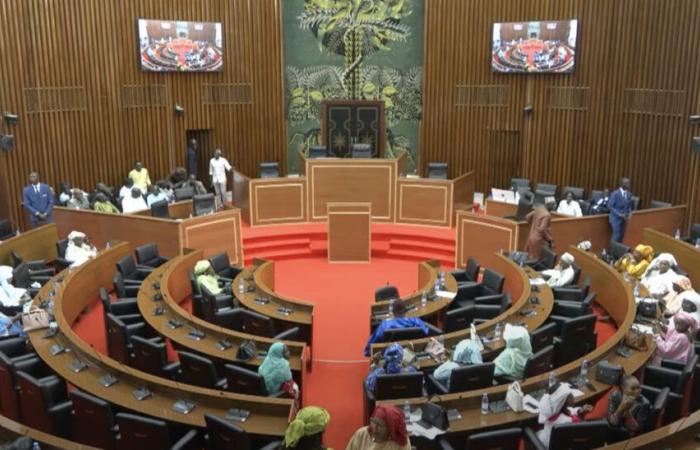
[553,301,588,317]
[274,327,301,341]
[118,314,144,325]
[495,374,519,384]
[54,258,70,272]
[49,399,73,436]
[548,316,567,334]
[121,284,141,298]
[660,360,686,371]
[0,337,27,356]
[551,287,583,301]
[156,256,169,265]
[456,283,482,301]
[473,294,504,305]
[259,441,283,450]
[425,323,443,336]
[218,276,234,284]
[214,294,234,309]
[426,374,449,395]
[451,270,467,282]
[523,427,546,450]
[110,299,139,315]
[171,429,201,450]
[122,278,144,287]
[15,356,45,377]
[135,265,155,274]
[437,439,456,450]
[29,275,53,284]
[25,260,49,271]
[162,361,181,379]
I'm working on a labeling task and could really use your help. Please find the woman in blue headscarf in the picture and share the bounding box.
[258,342,293,395]
[432,339,483,390]
[365,344,416,393]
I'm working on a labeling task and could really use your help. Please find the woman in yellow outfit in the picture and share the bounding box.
[614,244,654,280]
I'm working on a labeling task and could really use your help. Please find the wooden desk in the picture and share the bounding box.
[370,258,553,368]
[484,198,518,218]
[138,252,307,373]
[396,172,474,228]
[455,211,521,269]
[0,412,101,450]
[380,247,653,434]
[643,227,700,289]
[249,177,307,226]
[0,224,57,266]
[601,408,700,449]
[328,203,371,263]
[28,243,292,436]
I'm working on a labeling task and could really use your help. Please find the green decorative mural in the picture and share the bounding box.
[283,0,424,172]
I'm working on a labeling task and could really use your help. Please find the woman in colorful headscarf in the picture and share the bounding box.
[614,244,654,280]
[346,405,411,450]
[640,253,678,298]
[432,339,483,390]
[283,406,331,450]
[258,342,293,396]
[652,311,696,365]
[365,343,416,393]
[663,276,700,317]
[493,324,533,379]
[535,382,593,449]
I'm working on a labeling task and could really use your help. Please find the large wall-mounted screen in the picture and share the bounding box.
[138,19,223,72]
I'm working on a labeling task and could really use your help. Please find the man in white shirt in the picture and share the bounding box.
[542,252,576,288]
[556,191,583,217]
[64,231,98,267]
[209,149,232,208]
[121,187,148,213]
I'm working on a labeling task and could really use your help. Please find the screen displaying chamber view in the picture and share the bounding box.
[138,19,223,72]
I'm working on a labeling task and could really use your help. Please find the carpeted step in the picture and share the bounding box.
[243,237,311,252]
[388,238,455,255]
[385,249,454,267]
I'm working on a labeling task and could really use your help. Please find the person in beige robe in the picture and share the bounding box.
[525,204,553,260]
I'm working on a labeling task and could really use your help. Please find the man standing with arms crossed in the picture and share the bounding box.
[209,149,231,209]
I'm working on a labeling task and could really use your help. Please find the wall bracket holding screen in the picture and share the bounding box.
[492,20,578,74]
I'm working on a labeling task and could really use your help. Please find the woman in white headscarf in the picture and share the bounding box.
[432,339,483,390]
[64,231,98,267]
[641,253,678,299]
[536,383,593,449]
[0,265,29,313]
[542,252,576,288]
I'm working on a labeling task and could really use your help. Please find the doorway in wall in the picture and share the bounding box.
[186,129,213,187]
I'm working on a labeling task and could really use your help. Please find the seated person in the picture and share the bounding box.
[169,167,188,189]
[193,260,230,295]
[146,184,169,207]
[66,189,90,210]
[118,177,134,200]
[365,343,416,393]
[535,382,593,449]
[432,339,483,390]
[556,191,583,217]
[346,405,411,450]
[607,375,651,442]
[283,406,331,450]
[590,188,610,214]
[641,253,678,299]
[364,300,429,356]
[653,311,696,365]
[258,342,294,396]
[157,180,175,203]
[185,174,208,195]
[64,231,98,267]
[663,276,700,317]
[542,252,576,288]
[121,187,148,213]
[92,193,120,214]
[493,324,533,380]
[614,244,654,280]
[56,181,72,206]
[0,266,30,315]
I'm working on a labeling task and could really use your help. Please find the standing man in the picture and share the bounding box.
[187,138,198,177]
[128,161,151,194]
[22,172,54,228]
[209,149,231,208]
[608,177,634,243]
[524,202,554,260]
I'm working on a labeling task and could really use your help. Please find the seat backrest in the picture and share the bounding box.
[174,187,195,201]
[10,250,23,268]
[641,385,670,431]
[0,351,32,420]
[649,199,672,209]
[382,327,426,343]
[465,257,481,281]
[540,247,558,270]
[11,263,31,288]
[450,363,495,392]
[56,239,69,258]
[559,314,596,342]
[131,335,169,377]
[482,269,505,294]
[530,322,557,353]
[427,162,448,179]
[308,145,328,159]
[116,255,136,279]
[17,371,66,434]
[609,241,631,261]
[204,413,250,450]
[589,190,604,202]
[223,364,267,396]
[466,427,521,450]
[579,200,591,215]
[524,345,554,378]
[70,389,116,450]
[375,285,399,302]
[116,413,170,450]
[690,223,700,241]
[112,272,129,299]
[178,351,220,389]
[375,372,423,400]
[135,243,159,267]
[514,191,534,220]
[510,178,530,190]
[548,419,608,450]
[209,251,231,274]
[443,305,474,333]
[351,143,373,158]
[0,219,13,240]
[241,309,275,337]
[562,186,585,200]
[631,196,640,211]
[105,313,131,364]
[193,193,216,216]
[99,287,113,315]
[570,264,582,286]
[150,199,170,219]
[535,183,557,196]
[259,162,280,178]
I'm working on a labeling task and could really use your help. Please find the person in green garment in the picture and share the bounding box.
[92,193,119,214]
[493,324,533,380]
[193,260,230,295]
[283,405,332,450]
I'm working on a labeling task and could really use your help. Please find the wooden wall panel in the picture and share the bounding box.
[422,0,700,225]
[0,0,285,228]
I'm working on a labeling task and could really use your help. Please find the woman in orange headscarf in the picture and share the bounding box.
[614,244,654,280]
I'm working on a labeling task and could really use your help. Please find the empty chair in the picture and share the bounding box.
[174,186,195,201]
[200,285,239,329]
[204,413,281,450]
[553,314,597,366]
[553,292,597,317]
[472,293,512,323]
[259,162,280,178]
[451,257,480,285]
[645,356,698,396]
[524,419,608,450]
[0,337,41,420]
[649,199,672,209]
[351,143,372,158]
[208,251,242,279]
[640,386,671,430]
[562,186,585,200]
[683,223,700,245]
[105,313,147,364]
[116,254,152,283]
[12,263,49,297]
[16,371,72,437]
[443,305,474,333]
[112,272,140,299]
[530,322,557,353]
[0,219,13,240]
[428,362,495,394]
[427,162,448,179]
[131,335,180,379]
[99,287,140,335]
[534,183,557,204]
[510,178,531,191]
[223,364,269,396]
[527,246,557,271]
[438,427,522,450]
[375,284,399,302]
[178,351,227,390]
[70,389,118,450]
[134,243,169,268]
[552,275,591,302]
[150,199,170,218]
[454,268,504,308]
[115,413,199,450]
[10,250,53,275]
[498,345,553,383]
[54,238,71,272]
[308,145,328,158]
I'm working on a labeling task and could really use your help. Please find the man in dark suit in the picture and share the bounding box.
[22,172,54,228]
[608,177,634,243]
